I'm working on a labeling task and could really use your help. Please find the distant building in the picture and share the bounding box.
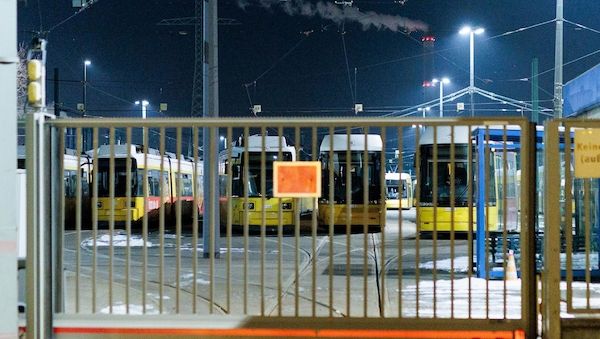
[563,62,600,118]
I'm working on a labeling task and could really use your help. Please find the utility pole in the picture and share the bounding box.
[157,4,239,155]
[202,0,220,258]
[554,0,563,118]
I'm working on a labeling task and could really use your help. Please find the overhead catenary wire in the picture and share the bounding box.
[564,19,600,35]
[505,47,600,82]
[36,0,44,33]
[340,21,356,105]
[243,34,309,109]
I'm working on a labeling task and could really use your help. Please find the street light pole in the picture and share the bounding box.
[469,33,474,89]
[432,78,450,117]
[135,100,149,145]
[82,60,91,150]
[459,27,484,116]
[83,60,91,116]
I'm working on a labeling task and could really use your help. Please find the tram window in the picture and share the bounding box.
[177,174,193,197]
[148,170,161,197]
[244,152,291,197]
[64,170,77,198]
[421,160,471,205]
[320,151,381,203]
[195,174,204,197]
[162,171,170,196]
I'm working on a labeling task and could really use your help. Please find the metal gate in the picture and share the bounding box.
[543,119,600,339]
[24,114,537,338]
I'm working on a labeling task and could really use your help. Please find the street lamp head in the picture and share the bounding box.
[459,26,484,35]
[432,78,450,85]
[459,26,472,35]
[142,100,149,107]
[134,100,140,105]
[84,60,91,66]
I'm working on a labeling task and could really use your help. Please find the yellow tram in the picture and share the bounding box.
[417,126,499,232]
[219,135,299,227]
[92,144,202,225]
[318,134,383,229]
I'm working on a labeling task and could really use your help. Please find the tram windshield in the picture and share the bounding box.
[418,144,496,206]
[96,158,142,197]
[241,151,292,197]
[386,179,407,199]
[320,151,382,204]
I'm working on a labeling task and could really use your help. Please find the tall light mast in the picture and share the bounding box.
[553,0,564,118]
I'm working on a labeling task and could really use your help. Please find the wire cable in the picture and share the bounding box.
[46,0,100,34]
[505,47,600,82]
[483,19,556,41]
[36,0,44,32]
[340,22,356,105]
[242,34,308,110]
[246,35,308,85]
[564,19,600,35]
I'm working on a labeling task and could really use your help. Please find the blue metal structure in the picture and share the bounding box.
[564,62,600,117]
[473,127,600,279]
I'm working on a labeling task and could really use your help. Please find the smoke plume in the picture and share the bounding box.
[237,0,429,33]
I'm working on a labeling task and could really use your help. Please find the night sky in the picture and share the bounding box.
[17,0,600,120]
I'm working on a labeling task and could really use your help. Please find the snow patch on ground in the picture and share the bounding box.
[100,303,159,315]
[82,232,154,248]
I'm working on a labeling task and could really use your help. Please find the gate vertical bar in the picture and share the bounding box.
[26,113,40,338]
[52,125,64,314]
[543,120,560,338]
[476,129,486,278]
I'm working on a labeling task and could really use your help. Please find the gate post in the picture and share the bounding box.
[26,113,54,338]
[521,121,538,339]
[543,120,561,339]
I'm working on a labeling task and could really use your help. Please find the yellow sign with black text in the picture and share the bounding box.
[574,129,600,178]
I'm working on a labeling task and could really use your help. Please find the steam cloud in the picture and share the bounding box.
[238,0,429,33]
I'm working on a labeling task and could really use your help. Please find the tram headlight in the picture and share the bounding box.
[245,202,255,210]
[282,202,292,210]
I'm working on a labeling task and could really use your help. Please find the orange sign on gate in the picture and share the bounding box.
[273,161,321,198]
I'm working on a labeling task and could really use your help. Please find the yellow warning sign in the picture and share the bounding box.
[273,161,321,198]
[574,129,600,178]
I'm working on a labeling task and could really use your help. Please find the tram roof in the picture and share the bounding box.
[320,134,383,152]
[234,135,289,149]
